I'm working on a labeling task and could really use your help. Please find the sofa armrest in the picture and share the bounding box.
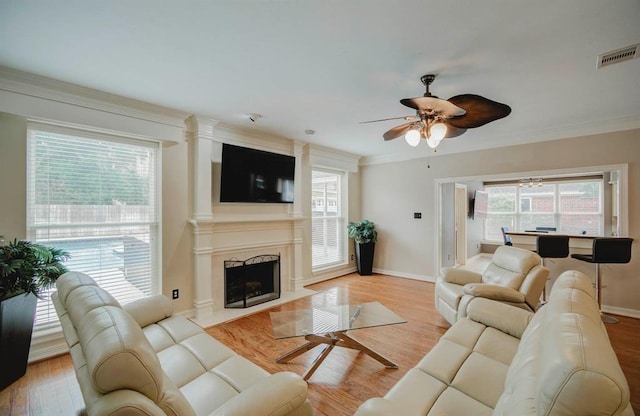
[466,297,533,339]
[209,372,309,416]
[123,295,173,328]
[463,283,526,303]
[90,388,171,416]
[443,268,483,285]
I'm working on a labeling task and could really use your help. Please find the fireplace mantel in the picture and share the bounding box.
[190,214,306,225]
[186,116,307,321]
[189,214,306,320]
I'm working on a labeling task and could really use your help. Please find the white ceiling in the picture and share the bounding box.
[1,1,639,161]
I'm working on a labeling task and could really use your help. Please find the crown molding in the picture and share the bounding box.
[0,65,190,137]
[308,144,361,172]
[212,122,297,156]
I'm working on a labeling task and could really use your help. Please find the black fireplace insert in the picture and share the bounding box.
[224,254,281,308]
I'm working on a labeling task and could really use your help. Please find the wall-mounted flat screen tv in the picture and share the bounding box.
[220,143,295,203]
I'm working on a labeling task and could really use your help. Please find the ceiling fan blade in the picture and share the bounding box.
[383,122,414,141]
[360,115,418,124]
[400,96,466,117]
[443,123,467,138]
[446,94,512,128]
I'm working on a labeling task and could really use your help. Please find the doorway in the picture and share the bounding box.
[454,184,467,266]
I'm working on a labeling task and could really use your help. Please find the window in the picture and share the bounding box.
[311,169,346,269]
[484,178,602,241]
[27,124,161,329]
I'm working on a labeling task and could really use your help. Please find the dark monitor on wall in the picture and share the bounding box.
[219,143,295,203]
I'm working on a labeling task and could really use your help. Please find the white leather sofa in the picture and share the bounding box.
[52,271,313,416]
[435,245,549,325]
[355,270,633,415]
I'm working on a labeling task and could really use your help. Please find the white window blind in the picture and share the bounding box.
[311,170,345,269]
[27,124,161,329]
[484,178,603,241]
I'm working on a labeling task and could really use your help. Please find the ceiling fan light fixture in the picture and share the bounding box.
[405,128,421,147]
[425,123,447,149]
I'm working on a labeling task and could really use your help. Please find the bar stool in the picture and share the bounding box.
[571,237,633,323]
[501,227,513,246]
[536,235,570,303]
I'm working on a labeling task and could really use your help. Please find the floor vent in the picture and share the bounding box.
[597,44,639,69]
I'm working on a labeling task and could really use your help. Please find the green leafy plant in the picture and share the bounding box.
[0,239,69,301]
[347,220,378,244]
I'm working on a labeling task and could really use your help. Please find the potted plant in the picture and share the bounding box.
[347,220,378,275]
[0,237,69,390]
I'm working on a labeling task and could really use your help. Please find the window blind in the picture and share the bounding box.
[311,170,345,269]
[484,179,603,241]
[27,124,161,329]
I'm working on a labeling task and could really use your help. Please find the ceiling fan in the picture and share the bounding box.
[362,74,511,149]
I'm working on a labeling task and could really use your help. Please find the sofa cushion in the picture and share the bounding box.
[463,283,525,303]
[66,284,121,325]
[55,270,100,304]
[384,368,447,414]
[429,387,493,416]
[363,314,519,415]
[481,263,525,289]
[78,305,165,399]
[482,245,541,289]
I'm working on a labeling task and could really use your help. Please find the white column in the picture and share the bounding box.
[185,115,219,319]
[188,219,216,319]
[290,142,306,291]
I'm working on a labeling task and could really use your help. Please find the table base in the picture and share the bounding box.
[275,331,398,381]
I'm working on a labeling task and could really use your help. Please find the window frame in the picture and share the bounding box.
[26,122,162,331]
[483,177,604,241]
[311,167,348,271]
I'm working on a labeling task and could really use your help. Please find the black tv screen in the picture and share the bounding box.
[220,143,295,203]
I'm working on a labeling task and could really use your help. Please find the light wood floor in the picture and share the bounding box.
[1,273,638,415]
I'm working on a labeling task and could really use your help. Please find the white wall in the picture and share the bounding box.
[360,129,640,316]
[0,70,361,360]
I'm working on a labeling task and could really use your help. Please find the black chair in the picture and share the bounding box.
[571,238,633,323]
[536,235,570,303]
[501,227,512,246]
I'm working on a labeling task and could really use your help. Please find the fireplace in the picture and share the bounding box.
[224,254,281,308]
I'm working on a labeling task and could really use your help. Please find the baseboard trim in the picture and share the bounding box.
[372,268,435,283]
[602,305,640,319]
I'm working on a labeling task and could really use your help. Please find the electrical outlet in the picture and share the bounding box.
[172,289,179,299]
[351,254,354,261]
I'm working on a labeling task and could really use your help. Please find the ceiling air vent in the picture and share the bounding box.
[597,44,639,69]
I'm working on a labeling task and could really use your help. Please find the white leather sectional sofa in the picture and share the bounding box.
[354,270,633,415]
[53,271,313,416]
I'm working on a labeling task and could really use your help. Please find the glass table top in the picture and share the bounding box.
[270,301,406,339]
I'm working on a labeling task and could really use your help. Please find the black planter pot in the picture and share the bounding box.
[355,242,375,275]
[0,293,37,391]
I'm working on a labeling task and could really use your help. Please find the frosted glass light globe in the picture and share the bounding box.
[404,129,421,147]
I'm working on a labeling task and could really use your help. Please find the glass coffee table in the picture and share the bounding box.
[270,301,406,380]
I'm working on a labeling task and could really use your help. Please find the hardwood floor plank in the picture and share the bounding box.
[0,273,638,415]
